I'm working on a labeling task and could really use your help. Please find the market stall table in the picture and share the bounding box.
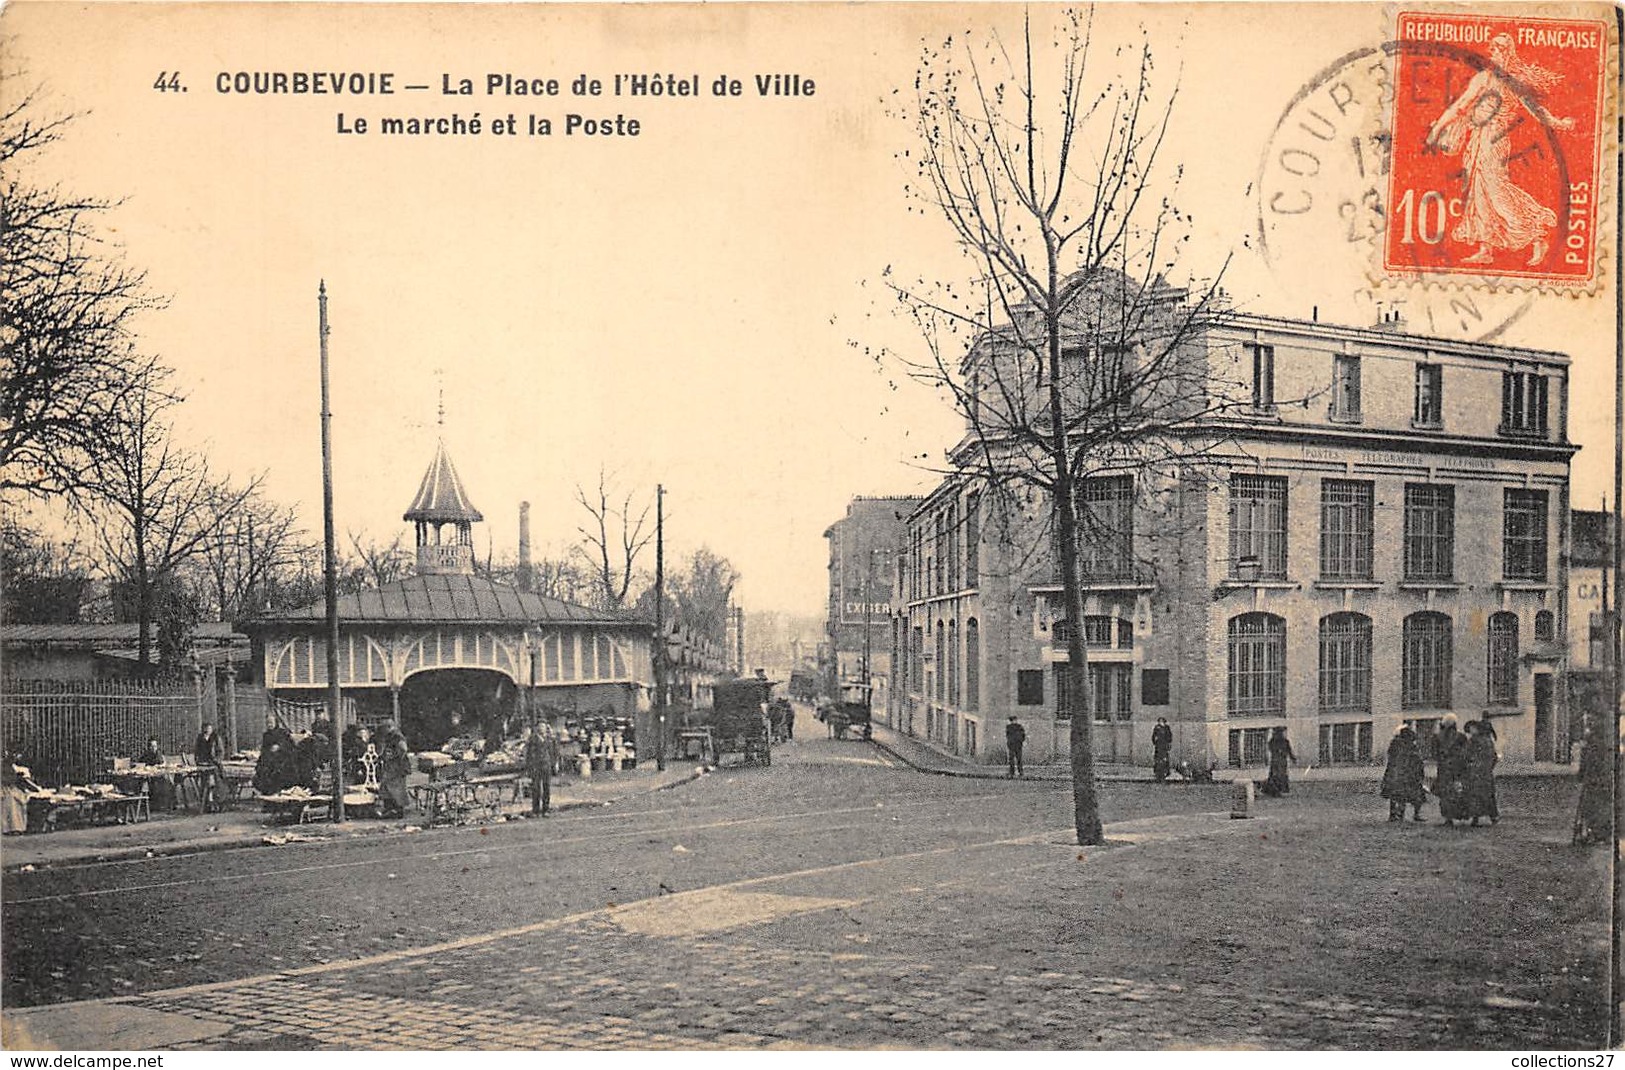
[219,760,257,806]
[677,727,715,762]
[26,788,148,832]
[259,789,332,824]
[409,774,519,826]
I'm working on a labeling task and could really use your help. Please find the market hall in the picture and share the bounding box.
[238,436,656,764]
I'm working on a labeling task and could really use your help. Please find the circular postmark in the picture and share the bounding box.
[1256,34,1588,343]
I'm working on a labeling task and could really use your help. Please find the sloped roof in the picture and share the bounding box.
[242,574,647,629]
[404,440,483,523]
[2,622,243,644]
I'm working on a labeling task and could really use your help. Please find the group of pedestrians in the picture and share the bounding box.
[1381,713,1500,826]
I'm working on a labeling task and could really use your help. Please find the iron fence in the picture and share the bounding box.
[1,678,201,785]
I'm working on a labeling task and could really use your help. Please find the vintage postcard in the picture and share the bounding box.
[0,1,1619,1056]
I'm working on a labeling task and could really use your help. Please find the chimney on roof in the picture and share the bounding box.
[517,501,533,592]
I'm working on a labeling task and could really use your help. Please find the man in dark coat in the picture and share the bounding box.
[524,724,555,817]
[1434,714,1469,824]
[1261,727,1294,796]
[1005,715,1026,778]
[1151,718,1174,783]
[1380,723,1427,822]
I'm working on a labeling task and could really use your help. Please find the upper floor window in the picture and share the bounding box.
[965,492,980,588]
[1229,474,1288,580]
[1096,343,1131,409]
[1501,371,1549,438]
[1403,484,1455,582]
[1078,475,1134,581]
[1330,355,1362,422]
[1503,488,1549,581]
[1320,479,1374,581]
[946,502,960,592]
[1487,612,1520,705]
[1534,609,1555,642]
[1415,364,1443,427]
[1247,343,1276,412]
[933,511,946,594]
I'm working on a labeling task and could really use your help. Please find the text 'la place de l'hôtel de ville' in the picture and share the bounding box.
[213,71,817,97]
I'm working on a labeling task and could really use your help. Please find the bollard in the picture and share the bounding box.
[1231,778,1254,819]
[576,753,592,778]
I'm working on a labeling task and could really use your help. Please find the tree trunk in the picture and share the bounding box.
[1045,246,1104,846]
[1057,478,1103,845]
[135,521,152,670]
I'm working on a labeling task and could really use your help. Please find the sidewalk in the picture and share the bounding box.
[869,722,1582,784]
[0,762,705,872]
[871,723,1153,782]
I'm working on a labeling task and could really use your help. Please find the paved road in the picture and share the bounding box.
[2,737,1607,1049]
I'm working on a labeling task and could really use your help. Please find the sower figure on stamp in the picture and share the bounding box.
[1425,33,1575,267]
[1005,714,1026,779]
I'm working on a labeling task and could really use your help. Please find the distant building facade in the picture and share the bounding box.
[896,307,1576,769]
[824,496,922,719]
[1568,509,1611,672]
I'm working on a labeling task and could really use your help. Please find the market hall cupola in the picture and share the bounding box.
[403,438,484,575]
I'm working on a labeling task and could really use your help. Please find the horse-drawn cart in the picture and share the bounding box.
[706,677,774,767]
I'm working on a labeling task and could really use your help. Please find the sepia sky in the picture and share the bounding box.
[2,2,1615,615]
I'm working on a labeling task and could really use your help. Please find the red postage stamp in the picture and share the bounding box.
[1385,11,1609,286]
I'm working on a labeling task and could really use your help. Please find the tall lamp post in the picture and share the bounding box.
[319,282,346,822]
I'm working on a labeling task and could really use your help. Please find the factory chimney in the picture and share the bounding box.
[517,501,533,592]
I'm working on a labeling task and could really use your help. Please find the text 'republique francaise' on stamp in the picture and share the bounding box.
[1384,10,1610,290]
[1257,9,1614,344]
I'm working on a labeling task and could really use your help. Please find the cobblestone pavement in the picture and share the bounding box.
[10,810,1598,1050]
[3,739,1607,1050]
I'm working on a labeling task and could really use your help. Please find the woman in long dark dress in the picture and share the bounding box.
[1261,727,1294,797]
[1433,715,1469,824]
[378,723,411,818]
[1380,723,1427,822]
[1463,720,1500,826]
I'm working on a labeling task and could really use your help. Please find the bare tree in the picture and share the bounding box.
[187,486,311,621]
[885,10,1248,844]
[531,554,594,604]
[83,373,257,668]
[671,547,741,647]
[573,468,654,610]
[0,518,92,623]
[347,529,412,590]
[0,88,167,501]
